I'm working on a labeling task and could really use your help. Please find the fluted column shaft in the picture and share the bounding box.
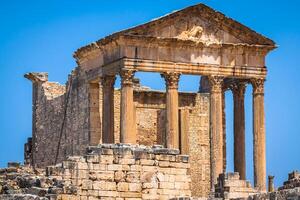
[208,76,224,190]
[162,72,180,149]
[102,75,116,143]
[252,79,266,191]
[232,82,246,180]
[120,70,136,144]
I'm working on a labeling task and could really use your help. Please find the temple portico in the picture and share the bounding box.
[99,61,268,191]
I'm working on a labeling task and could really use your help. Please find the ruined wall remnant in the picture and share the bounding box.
[0,145,192,200]
[25,71,211,197]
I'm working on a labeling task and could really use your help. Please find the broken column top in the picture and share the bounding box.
[24,72,48,83]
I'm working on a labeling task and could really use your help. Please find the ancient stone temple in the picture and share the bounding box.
[17,3,277,199]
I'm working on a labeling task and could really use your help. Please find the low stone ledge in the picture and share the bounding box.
[86,143,180,156]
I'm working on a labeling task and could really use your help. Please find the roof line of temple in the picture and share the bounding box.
[73,3,276,60]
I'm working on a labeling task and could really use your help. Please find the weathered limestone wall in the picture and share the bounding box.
[0,145,192,200]
[48,144,192,200]
[26,68,92,168]
[30,78,66,168]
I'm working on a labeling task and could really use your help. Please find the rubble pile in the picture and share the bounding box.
[278,171,300,190]
[0,162,75,200]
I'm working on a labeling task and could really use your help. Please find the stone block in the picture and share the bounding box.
[100,155,114,164]
[93,181,117,191]
[117,182,129,192]
[159,182,174,189]
[159,161,170,167]
[98,190,118,197]
[97,171,114,181]
[93,164,106,171]
[122,165,130,171]
[130,165,142,172]
[107,164,122,171]
[128,183,142,192]
[86,155,99,163]
[141,193,159,199]
[176,155,189,163]
[119,158,136,165]
[170,168,187,175]
[88,189,99,197]
[77,170,89,179]
[170,163,190,169]
[174,175,190,182]
[174,182,190,190]
[140,159,154,166]
[142,182,158,189]
[81,180,93,190]
[142,166,157,172]
[119,192,142,198]
[115,171,126,182]
[126,172,140,183]
[77,162,89,170]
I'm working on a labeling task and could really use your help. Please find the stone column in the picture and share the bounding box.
[208,76,224,190]
[120,70,136,144]
[161,72,180,149]
[102,75,116,143]
[231,82,247,180]
[268,175,275,192]
[222,91,227,173]
[252,78,266,191]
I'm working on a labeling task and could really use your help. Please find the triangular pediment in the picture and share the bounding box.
[74,3,275,61]
[121,4,275,46]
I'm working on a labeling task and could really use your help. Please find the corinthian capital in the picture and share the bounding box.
[251,78,265,95]
[230,82,247,99]
[161,72,181,90]
[208,76,224,93]
[102,75,116,87]
[120,70,135,86]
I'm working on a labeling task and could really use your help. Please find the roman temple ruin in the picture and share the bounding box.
[4,3,296,200]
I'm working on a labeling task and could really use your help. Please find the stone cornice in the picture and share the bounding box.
[118,34,275,53]
[73,34,275,64]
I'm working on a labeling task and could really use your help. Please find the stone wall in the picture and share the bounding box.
[25,69,92,168]
[1,145,192,200]
[25,73,66,168]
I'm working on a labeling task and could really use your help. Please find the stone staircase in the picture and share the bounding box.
[215,173,259,199]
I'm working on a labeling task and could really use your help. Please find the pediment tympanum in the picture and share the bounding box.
[74,4,276,79]
[123,4,274,46]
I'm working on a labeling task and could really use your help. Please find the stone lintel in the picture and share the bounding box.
[121,58,266,79]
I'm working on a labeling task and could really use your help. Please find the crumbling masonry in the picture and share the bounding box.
[4,3,289,199]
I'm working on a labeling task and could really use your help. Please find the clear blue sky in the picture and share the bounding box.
[0,0,299,188]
